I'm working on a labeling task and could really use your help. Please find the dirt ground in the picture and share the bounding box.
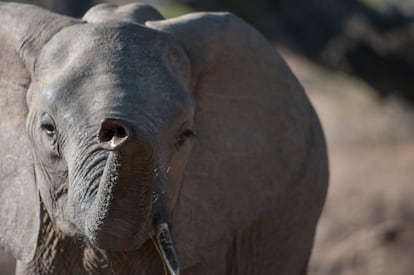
[282,49,414,275]
[1,49,413,274]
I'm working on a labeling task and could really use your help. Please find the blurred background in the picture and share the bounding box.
[1,0,413,274]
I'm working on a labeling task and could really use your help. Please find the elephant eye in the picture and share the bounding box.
[41,123,56,137]
[40,114,60,156]
[176,128,195,148]
[40,114,57,139]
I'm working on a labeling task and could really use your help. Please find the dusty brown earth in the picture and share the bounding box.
[1,50,413,274]
[283,50,414,275]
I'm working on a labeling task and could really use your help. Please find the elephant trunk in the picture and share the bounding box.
[83,118,180,272]
[84,118,156,250]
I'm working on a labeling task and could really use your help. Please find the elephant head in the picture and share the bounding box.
[0,2,328,274]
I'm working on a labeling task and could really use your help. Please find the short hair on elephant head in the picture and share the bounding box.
[0,2,328,274]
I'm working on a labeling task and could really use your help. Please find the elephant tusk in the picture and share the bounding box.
[151,222,180,275]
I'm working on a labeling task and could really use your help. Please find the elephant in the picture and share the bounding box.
[0,2,328,274]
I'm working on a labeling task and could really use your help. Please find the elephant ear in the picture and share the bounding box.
[146,12,314,204]
[145,12,304,94]
[147,13,324,266]
[0,3,79,263]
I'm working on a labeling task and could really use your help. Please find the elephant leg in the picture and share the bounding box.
[13,203,87,274]
[14,201,169,274]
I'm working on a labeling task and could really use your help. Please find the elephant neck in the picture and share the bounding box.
[18,203,164,274]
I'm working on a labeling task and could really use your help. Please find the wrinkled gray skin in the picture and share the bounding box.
[0,2,328,274]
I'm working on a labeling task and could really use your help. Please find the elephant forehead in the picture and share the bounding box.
[36,21,191,84]
[34,21,193,125]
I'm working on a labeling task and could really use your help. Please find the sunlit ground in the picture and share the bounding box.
[281,48,414,275]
